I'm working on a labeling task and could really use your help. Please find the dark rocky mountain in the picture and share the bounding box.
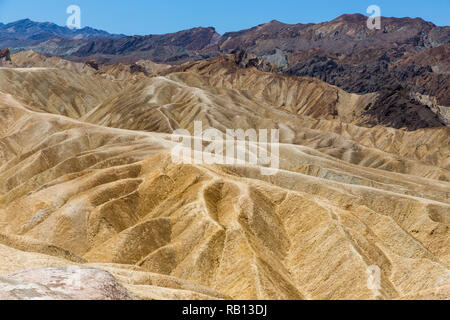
[0,19,122,48]
[0,48,11,66]
[0,48,10,60]
[217,14,449,55]
[15,14,447,63]
[211,14,449,105]
[18,26,220,64]
[362,85,446,130]
[283,46,450,106]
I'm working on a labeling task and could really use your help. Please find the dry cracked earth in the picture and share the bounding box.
[0,50,448,300]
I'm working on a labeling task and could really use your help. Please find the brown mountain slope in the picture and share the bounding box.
[214,15,449,105]
[217,14,448,54]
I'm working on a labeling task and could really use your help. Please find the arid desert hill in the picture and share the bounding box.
[0,50,448,300]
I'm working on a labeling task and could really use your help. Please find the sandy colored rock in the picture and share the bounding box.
[0,267,135,300]
[0,52,448,300]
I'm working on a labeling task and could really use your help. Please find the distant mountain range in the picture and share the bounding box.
[1,15,449,106]
[0,18,123,48]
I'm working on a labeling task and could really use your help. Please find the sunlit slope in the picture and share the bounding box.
[0,67,123,118]
[0,94,448,299]
[0,51,167,119]
[82,71,449,181]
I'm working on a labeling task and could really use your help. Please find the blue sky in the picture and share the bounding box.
[0,0,448,35]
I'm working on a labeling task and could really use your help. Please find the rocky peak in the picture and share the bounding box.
[0,48,12,66]
[232,49,279,73]
[0,48,11,61]
[332,13,368,23]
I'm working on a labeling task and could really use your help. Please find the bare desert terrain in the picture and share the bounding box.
[0,49,448,300]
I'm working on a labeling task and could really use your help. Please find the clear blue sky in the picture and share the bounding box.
[0,0,448,35]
